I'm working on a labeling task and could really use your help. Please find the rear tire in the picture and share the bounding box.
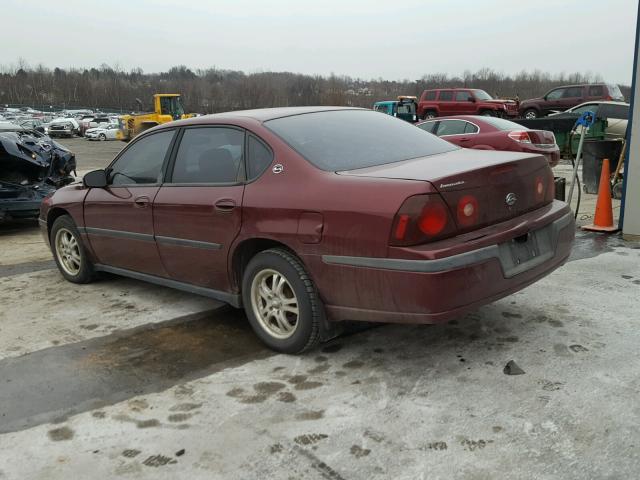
[242,248,322,354]
[523,108,539,119]
[99,133,106,141]
[50,215,94,284]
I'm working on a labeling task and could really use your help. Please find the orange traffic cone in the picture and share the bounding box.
[582,158,618,232]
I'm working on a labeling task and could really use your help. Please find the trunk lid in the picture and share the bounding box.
[339,148,553,231]
[523,129,556,147]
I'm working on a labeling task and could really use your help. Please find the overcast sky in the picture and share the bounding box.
[2,0,638,84]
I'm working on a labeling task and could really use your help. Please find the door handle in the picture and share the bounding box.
[134,196,150,208]
[459,137,470,142]
[214,199,236,213]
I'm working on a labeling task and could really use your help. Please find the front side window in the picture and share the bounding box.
[247,135,274,181]
[171,127,244,184]
[436,120,467,136]
[455,91,473,102]
[109,130,175,185]
[265,110,458,171]
[546,88,564,100]
[438,91,453,101]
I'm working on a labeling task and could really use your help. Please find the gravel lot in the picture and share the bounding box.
[0,139,638,479]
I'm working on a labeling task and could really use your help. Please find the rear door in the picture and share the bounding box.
[438,90,455,115]
[435,119,479,147]
[152,126,245,290]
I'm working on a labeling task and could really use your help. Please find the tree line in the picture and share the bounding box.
[0,61,630,114]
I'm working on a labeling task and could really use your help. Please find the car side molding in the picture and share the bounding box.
[79,227,222,250]
[93,264,241,307]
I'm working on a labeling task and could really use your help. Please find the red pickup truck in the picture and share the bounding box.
[417,88,518,120]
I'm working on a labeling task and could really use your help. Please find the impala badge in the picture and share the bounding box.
[505,192,517,206]
[272,164,284,174]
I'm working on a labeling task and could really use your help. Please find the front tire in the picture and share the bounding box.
[422,110,437,120]
[523,108,539,119]
[51,215,94,284]
[480,110,494,117]
[242,249,322,354]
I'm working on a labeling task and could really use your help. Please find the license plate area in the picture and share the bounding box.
[497,224,555,278]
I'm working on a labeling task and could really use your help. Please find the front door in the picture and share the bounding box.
[453,90,476,115]
[153,126,245,290]
[83,129,176,276]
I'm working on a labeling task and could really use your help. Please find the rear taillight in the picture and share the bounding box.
[534,176,545,202]
[508,130,532,143]
[390,194,455,246]
[457,195,479,227]
[535,170,555,203]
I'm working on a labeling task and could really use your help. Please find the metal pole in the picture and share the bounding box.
[567,125,588,206]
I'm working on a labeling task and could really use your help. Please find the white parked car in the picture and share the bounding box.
[85,123,119,141]
[550,101,629,139]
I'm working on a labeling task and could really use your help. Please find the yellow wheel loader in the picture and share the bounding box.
[116,94,196,141]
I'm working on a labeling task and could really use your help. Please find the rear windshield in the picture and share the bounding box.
[476,116,525,131]
[264,110,457,171]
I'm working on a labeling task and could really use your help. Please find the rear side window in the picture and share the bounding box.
[436,120,467,136]
[423,91,437,101]
[417,121,437,133]
[464,122,479,134]
[109,130,175,185]
[265,110,458,171]
[247,135,273,181]
[588,85,604,96]
[438,91,453,101]
[607,84,624,100]
[170,127,244,184]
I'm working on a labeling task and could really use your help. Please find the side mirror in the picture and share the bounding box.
[35,126,45,133]
[83,169,108,188]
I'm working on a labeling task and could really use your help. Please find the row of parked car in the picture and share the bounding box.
[0,108,121,140]
[374,83,626,121]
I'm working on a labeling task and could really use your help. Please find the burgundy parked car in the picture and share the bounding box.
[417,115,561,167]
[518,83,624,119]
[40,107,575,353]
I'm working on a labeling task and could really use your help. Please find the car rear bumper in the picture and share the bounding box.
[314,201,574,323]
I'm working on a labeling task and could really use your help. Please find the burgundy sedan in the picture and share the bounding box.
[417,115,561,167]
[40,107,574,353]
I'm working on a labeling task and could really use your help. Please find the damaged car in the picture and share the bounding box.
[0,123,76,220]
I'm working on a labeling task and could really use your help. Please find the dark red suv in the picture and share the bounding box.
[40,107,574,353]
[518,83,624,119]
[417,89,518,120]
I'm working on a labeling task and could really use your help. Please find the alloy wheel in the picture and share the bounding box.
[250,268,299,339]
[55,228,82,276]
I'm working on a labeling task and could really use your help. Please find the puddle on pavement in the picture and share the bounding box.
[568,230,630,262]
[0,308,270,434]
